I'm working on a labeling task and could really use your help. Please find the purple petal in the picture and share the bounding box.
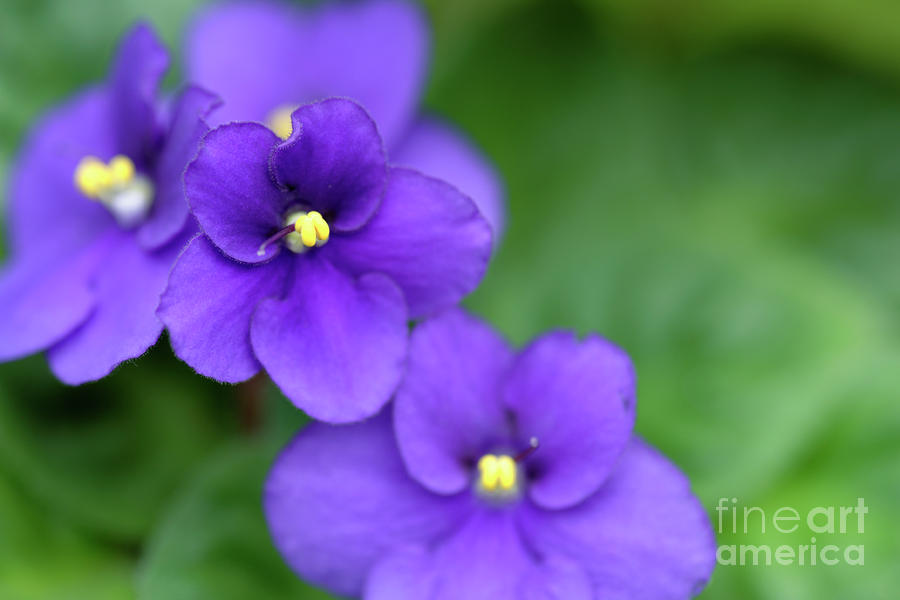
[0,233,115,362]
[393,309,514,494]
[306,0,428,148]
[503,332,636,510]
[250,257,407,423]
[110,23,168,165]
[519,438,717,599]
[185,0,427,147]
[138,86,220,249]
[366,510,592,600]
[185,1,307,126]
[46,231,185,384]
[158,235,291,383]
[185,122,286,264]
[271,99,387,231]
[393,117,505,245]
[325,168,492,318]
[264,410,467,598]
[8,87,116,260]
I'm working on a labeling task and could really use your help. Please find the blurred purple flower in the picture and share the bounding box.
[158,99,492,423]
[0,24,218,383]
[185,0,505,242]
[264,309,716,599]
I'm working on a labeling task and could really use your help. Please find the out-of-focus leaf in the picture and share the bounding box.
[573,0,900,83]
[0,346,231,540]
[137,390,333,600]
[423,2,900,597]
[0,468,133,600]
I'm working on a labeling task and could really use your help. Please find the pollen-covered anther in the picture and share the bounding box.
[73,155,153,228]
[478,454,517,493]
[296,211,330,247]
[266,105,297,140]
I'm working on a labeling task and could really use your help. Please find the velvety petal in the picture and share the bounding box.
[138,86,221,249]
[0,233,116,362]
[519,438,717,599]
[250,257,407,423]
[503,332,636,510]
[393,309,514,494]
[158,234,292,383]
[306,0,428,148]
[264,410,467,599]
[366,510,592,600]
[46,231,185,384]
[185,122,286,264]
[110,23,168,165]
[325,168,492,318]
[271,99,387,231]
[184,0,427,147]
[8,87,116,259]
[185,1,308,126]
[393,117,505,245]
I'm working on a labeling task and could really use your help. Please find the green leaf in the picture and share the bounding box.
[0,470,133,600]
[0,345,231,540]
[137,437,337,600]
[572,0,900,82]
[425,3,900,597]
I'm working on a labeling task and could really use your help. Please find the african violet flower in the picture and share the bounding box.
[158,98,492,423]
[184,0,505,241]
[0,24,217,383]
[265,309,716,599]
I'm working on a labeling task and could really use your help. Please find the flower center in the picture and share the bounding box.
[478,454,518,494]
[73,155,153,228]
[266,104,298,140]
[475,437,539,502]
[257,210,331,257]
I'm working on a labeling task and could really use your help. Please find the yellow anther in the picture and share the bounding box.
[299,217,317,247]
[478,454,517,492]
[478,455,499,489]
[74,155,138,199]
[497,455,516,489]
[292,211,330,248]
[74,156,111,198]
[308,211,330,242]
[266,105,296,140]
[108,155,135,185]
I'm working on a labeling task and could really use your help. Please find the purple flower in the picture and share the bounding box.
[184,0,505,242]
[264,309,716,599]
[158,99,492,423]
[0,24,218,383]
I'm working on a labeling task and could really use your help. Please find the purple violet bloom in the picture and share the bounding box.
[0,24,218,383]
[264,309,716,599]
[184,0,505,243]
[157,98,492,423]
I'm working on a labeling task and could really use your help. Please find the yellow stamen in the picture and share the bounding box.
[292,211,331,248]
[299,218,317,247]
[108,154,135,185]
[266,105,296,140]
[74,155,136,199]
[478,454,517,491]
[74,156,111,198]
[309,211,330,242]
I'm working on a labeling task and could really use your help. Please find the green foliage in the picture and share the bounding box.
[136,389,334,600]
[0,472,134,600]
[0,1,898,599]
[0,347,231,540]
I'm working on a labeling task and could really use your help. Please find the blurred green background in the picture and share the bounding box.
[1,0,899,598]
